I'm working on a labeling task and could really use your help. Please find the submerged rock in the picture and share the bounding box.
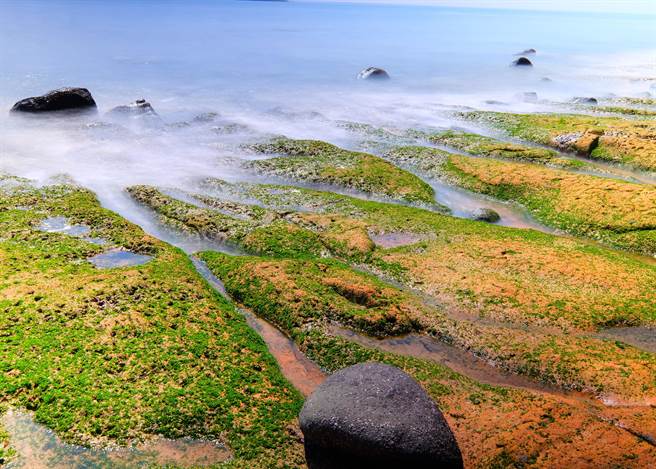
[512,57,533,67]
[472,208,501,223]
[10,87,97,113]
[357,67,390,80]
[521,92,538,103]
[107,99,159,118]
[192,111,219,123]
[571,97,598,105]
[299,362,463,469]
[516,48,537,55]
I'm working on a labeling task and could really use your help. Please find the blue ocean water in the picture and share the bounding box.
[0,0,654,105]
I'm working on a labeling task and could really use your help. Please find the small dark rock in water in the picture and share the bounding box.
[516,48,537,55]
[485,100,508,106]
[299,362,463,469]
[472,208,501,223]
[541,77,553,82]
[108,98,158,117]
[512,57,533,67]
[357,67,391,80]
[571,97,598,105]
[521,92,538,103]
[11,87,96,113]
[192,112,219,123]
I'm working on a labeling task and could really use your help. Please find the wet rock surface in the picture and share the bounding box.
[11,87,97,113]
[471,207,501,223]
[357,67,390,80]
[107,98,159,118]
[299,362,463,469]
[512,57,533,67]
[572,97,599,105]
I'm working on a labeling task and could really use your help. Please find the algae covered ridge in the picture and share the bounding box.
[1,106,656,468]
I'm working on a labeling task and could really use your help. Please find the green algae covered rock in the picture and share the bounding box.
[248,138,438,206]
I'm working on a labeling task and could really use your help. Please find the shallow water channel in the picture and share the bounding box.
[2,410,231,469]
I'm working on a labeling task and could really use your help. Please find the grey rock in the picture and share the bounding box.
[472,208,501,223]
[300,362,463,469]
[357,67,391,80]
[516,48,537,55]
[11,87,97,113]
[107,99,158,118]
[521,92,538,103]
[512,57,533,67]
[192,112,219,123]
[572,97,598,105]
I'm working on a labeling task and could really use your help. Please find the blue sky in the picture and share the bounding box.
[300,0,656,14]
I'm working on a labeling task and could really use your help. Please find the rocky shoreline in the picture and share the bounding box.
[1,86,655,468]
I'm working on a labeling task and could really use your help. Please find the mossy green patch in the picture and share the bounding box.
[0,183,305,466]
[200,252,421,337]
[194,181,656,331]
[199,250,656,417]
[440,153,656,256]
[248,137,437,205]
[412,129,585,168]
[127,185,328,259]
[463,111,656,172]
[597,106,656,117]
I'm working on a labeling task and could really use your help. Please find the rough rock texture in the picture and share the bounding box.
[107,98,158,118]
[572,97,599,105]
[357,67,390,80]
[472,207,500,223]
[10,87,97,113]
[299,362,463,469]
[512,57,533,67]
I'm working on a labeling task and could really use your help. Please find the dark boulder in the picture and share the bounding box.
[107,99,158,117]
[11,87,97,113]
[512,57,533,67]
[357,67,391,80]
[472,208,501,223]
[571,97,598,105]
[299,362,463,469]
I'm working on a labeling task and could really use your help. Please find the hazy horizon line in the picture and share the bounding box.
[294,0,656,15]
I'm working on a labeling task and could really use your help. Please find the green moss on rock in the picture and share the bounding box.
[463,111,656,172]
[0,183,305,466]
[248,138,437,205]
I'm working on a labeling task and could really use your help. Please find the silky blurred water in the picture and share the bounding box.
[0,0,654,232]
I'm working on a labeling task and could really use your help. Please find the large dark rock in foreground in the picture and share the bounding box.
[357,67,390,80]
[299,362,463,469]
[11,87,97,113]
